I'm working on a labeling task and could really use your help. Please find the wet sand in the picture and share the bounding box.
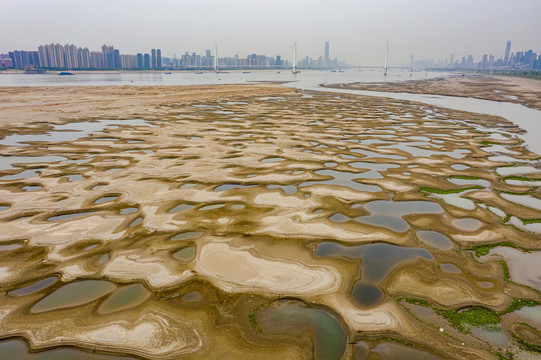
[326,74,541,110]
[0,84,540,359]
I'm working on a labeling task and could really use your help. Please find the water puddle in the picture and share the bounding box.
[470,327,509,348]
[178,290,203,303]
[416,230,454,250]
[476,281,494,289]
[9,277,58,296]
[267,185,297,194]
[22,185,43,192]
[171,232,203,241]
[496,166,541,176]
[98,283,150,314]
[316,242,433,283]
[65,174,85,182]
[214,183,256,191]
[0,168,43,181]
[452,218,483,231]
[354,341,439,360]
[351,282,384,307]
[0,243,22,251]
[261,157,285,163]
[429,193,476,210]
[173,246,196,261]
[350,148,406,160]
[353,200,443,232]
[128,217,142,227]
[48,211,96,221]
[484,247,541,291]
[258,301,347,360]
[199,203,225,211]
[511,305,541,329]
[0,339,133,359]
[447,177,490,187]
[348,161,399,171]
[0,119,155,146]
[451,164,469,170]
[499,193,541,211]
[168,204,195,213]
[32,280,116,313]
[94,195,118,204]
[119,207,138,215]
[300,169,381,192]
[440,263,462,274]
[0,155,66,171]
[380,143,469,159]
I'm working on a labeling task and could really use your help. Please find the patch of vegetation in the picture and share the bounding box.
[501,299,540,315]
[522,218,541,224]
[512,323,541,353]
[469,241,520,257]
[248,313,263,334]
[420,185,483,194]
[374,336,417,347]
[435,306,501,333]
[499,259,511,282]
[480,141,501,146]
[496,351,515,360]
[448,175,481,180]
[402,297,431,307]
[503,175,535,182]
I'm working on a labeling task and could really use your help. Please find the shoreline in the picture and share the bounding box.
[324,74,541,110]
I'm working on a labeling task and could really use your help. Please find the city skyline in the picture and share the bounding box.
[2,39,540,71]
[2,0,540,66]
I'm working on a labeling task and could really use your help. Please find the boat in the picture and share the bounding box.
[292,41,300,74]
[164,72,172,74]
[58,71,74,75]
[242,71,251,74]
[338,70,345,73]
[195,72,204,74]
[330,70,337,72]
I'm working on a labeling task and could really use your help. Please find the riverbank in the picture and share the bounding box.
[325,74,541,110]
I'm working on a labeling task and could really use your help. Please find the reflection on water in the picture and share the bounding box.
[0,339,134,360]
[0,119,154,147]
[32,280,116,313]
[354,341,440,360]
[353,200,443,232]
[258,301,347,360]
[416,230,454,250]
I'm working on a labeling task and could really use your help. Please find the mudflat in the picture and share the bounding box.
[326,74,541,110]
[0,84,540,359]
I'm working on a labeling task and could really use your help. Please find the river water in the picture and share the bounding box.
[1,69,540,156]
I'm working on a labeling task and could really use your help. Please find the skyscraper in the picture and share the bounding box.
[137,53,143,69]
[324,41,329,66]
[504,41,511,66]
[144,53,150,69]
[157,49,162,69]
[151,49,156,69]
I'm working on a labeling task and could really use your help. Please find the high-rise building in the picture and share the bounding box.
[144,53,150,69]
[504,41,511,66]
[157,49,162,69]
[102,45,115,69]
[113,49,121,69]
[324,41,330,66]
[137,53,143,69]
[151,49,156,69]
[8,50,40,68]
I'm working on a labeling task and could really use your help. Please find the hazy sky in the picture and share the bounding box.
[2,0,540,66]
